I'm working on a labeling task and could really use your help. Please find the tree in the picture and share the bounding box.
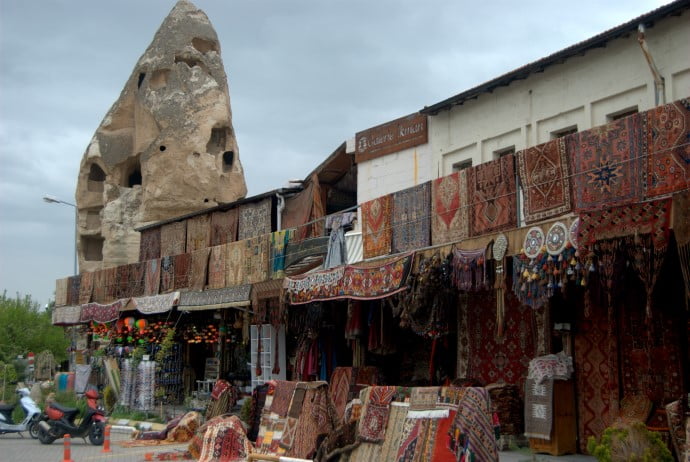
[0,291,69,365]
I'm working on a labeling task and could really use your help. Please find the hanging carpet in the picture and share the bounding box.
[467,153,517,236]
[78,271,94,305]
[144,258,161,296]
[160,221,187,257]
[210,208,238,246]
[245,234,270,284]
[392,182,431,253]
[431,170,470,245]
[139,227,161,262]
[131,291,179,314]
[80,299,123,323]
[160,256,175,293]
[238,198,272,240]
[225,240,247,287]
[362,194,393,258]
[186,214,211,252]
[189,248,210,291]
[208,245,227,289]
[173,253,192,290]
[52,305,82,325]
[128,261,146,297]
[67,275,81,306]
[516,137,572,223]
[55,277,69,306]
[178,285,251,311]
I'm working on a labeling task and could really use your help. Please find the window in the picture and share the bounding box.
[452,159,472,172]
[551,126,578,139]
[493,146,515,160]
[87,164,106,192]
[82,235,104,262]
[607,107,638,122]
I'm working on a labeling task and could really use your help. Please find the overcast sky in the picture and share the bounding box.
[0,0,672,307]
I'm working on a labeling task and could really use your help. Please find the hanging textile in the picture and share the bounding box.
[116,264,130,299]
[78,271,94,305]
[225,240,247,287]
[160,256,175,293]
[210,208,238,246]
[67,275,81,306]
[642,98,690,198]
[451,247,489,292]
[673,190,690,307]
[523,378,554,440]
[431,170,470,246]
[362,194,393,259]
[282,182,315,242]
[624,234,667,319]
[578,197,672,254]
[92,270,106,303]
[128,262,146,297]
[52,305,82,326]
[358,386,397,443]
[55,277,69,307]
[270,229,291,278]
[189,248,210,291]
[144,258,161,296]
[493,234,508,341]
[238,197,272,240]
[186,214,211,252]
[467,153,517,236]
[568,113,644,211]
[207,245,227,289]
[139,227,161,262]
[284,266,345,305]
[449,387,499,462]
[132,291,179,314]
[104,267,117,302]
[392,182,431,253]
[79,299,123,323]
[173,253,192,290]
[178,286,251,310]
[324,213,356,269]
[516,137,572,223]
[160,221,187,257]
[342,252,413,300]
[309,172,326,239]
[245,234,270,284]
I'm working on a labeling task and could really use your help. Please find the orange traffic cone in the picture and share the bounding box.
[101,424,112,453]
[63,434,75,462]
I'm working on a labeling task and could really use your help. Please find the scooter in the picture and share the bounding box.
[38,388,106,445]
[0,387,42,438]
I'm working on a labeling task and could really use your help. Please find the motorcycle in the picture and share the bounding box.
[38,388,106,445]
[0,387,42,438]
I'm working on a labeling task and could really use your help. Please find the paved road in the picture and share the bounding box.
[0,431,191,462]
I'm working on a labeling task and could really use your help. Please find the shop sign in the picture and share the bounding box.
[355,113,428,163]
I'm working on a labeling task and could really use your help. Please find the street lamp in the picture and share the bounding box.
[43,194,78,275]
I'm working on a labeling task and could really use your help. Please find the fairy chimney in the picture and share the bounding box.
[75,0,247,273]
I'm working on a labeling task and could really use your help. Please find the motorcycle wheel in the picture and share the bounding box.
[28,417,41,439]
[88,421,105,446]
[37,425,56,444]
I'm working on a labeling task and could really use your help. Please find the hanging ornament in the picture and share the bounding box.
[569,218,580,250]
[493,234,508,342]
[136,319,148,334]
[124,317,135,331]
[546,222,568,256]
[523,227,545,259]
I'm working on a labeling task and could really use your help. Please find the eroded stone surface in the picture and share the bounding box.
[75,0,246,272]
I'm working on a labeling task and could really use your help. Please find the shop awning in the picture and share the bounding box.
[79,299,125,323]
[251,279,284,307]
[127,291,180,314]
[52,305,82,326]
[178,285,252,311]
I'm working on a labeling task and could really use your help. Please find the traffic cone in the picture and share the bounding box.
[63,434,74,462]
[101,424,112,453]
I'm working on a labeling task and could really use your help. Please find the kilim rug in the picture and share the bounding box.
[80,300,122,323]
[79,271,93,305]
[329,367,354,420]
[225,240,246,287]
[466,291,535,393]
[409,387,440,411]
[450,387,499,462]
[574,298,620,453]
[395,417,422,462]
[568,113,644,211]
[197,415,253,462]
[188,249,210,291]
[105,267,118,302]
[517,137,572,223]
[160,256,175,293]
[238,198,272,240]
[128,262,146,297]
[210,208,238,246]
[144,259,161,296]
[55,278,68,306]
[467,153,517,236]
[270,381,298,418]
[287,385,335,459]
[185,214,211,252]
[642,98,690,198]
[392,182,431,253]
[524,378,553,440]
[430,409,457,462]
[207,245,226,289]
[359,386,397,443]
[578,197,672,251]
[431,170,469,245]
[139,227,161,262]
[362,194,393,259]
[173,253,191,290]
[67,275,81,306]
[116,264,130,299]
[92,270,106,303]
[160,221,187,257]
[245,234,269,284]
[341,253,413,300]
[379,403,409,462]
[270,230,290,279]
[666,399,687,462]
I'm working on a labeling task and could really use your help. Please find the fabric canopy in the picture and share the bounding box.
[79,299,124,323]
[178,285,252,311]
[129,291,180,314]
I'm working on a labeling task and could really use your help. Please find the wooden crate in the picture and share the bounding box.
[529,379,577,456]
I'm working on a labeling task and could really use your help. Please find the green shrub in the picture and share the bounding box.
[587,421,673,462]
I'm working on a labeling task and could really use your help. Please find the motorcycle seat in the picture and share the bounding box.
[50,402,79,416]
[0,404,14,412]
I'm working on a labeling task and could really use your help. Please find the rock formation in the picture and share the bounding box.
[75,0,247,273]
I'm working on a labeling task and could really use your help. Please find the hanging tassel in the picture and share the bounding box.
[256,324,262,377]
[429,337,438,383]
[272,326,281,375]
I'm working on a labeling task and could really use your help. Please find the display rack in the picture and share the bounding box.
[153,343,183,404]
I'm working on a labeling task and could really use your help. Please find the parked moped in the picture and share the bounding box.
[0,387,42,438]
[37,388,106,445]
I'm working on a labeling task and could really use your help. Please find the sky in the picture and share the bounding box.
[0,0,674,308]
